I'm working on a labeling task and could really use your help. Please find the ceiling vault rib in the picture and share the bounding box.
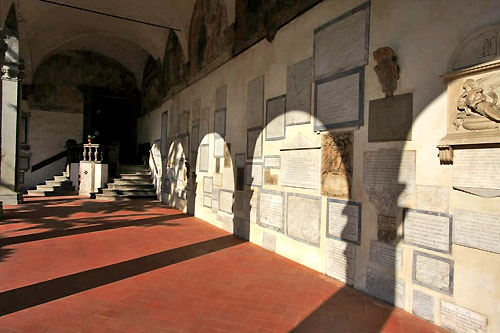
[38,0,181,31]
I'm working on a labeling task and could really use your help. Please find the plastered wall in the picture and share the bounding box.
[138,0,500,331]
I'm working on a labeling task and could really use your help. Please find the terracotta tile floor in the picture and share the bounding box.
[0,196,447,332]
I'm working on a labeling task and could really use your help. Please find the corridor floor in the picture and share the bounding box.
[0,197,447,333]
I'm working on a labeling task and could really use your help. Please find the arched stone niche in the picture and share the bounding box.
[438,25,500,198]
[163,31,185,96]
[141,55,163,114]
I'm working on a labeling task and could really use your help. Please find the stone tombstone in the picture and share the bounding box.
[169,104,179,135]
[192,98,201,121]
[235,153,246,167]
[326,238,356,286]
[368,93,413,142]
[264,155,280,169]
[286,58,313,126]
[440,300,488,333]
[247,128,263,159]
[377,215,397,243]
[203,194,212,208]
[453,148,500,198]
[246,162,262,187]
[219,189,233,214]
[213,173,223,187]
[454,210,500,254]
[199,144,209,172]
[416,185,449,213]
[215,85,227,111]
[191,120,200,153]
[214,108,226,158]
[258,189,285,233]
[203,176,213,194]
[247,76,264,129]
[403,209,452,253]
[262,232,276,252]
[313,2,370,80]
[326,198,361,245]
[366,266,405,308]
[286,193,321,246]
[178,110,190,135]
[280,134,321,190]
[412,289,435,322]
[266,95,286,141]
[321,131,353,199]
[200,107,210,144]
[451,25,500,71]
[214,135,224,158]
[224,143,231,168]
[314,68,364,131]
[369,240,403,272]
[412,251,454,295]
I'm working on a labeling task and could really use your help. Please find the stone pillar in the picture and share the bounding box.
[0,33,22,205]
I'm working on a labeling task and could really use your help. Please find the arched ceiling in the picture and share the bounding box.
[0,0,235,82]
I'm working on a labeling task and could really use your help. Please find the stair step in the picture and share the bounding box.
[112,179,154,185]
[27,189,77,197]
[120,165,149,171]
[101,188,156,196]
[119,171,151,176]
[107,184,154,190]
[45,180,74,187]
[37,185,75,191]
[54,175,70,182]
[95,194,157,201]
[119,174,152,180]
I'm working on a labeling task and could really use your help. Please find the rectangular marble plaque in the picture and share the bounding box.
[214,108,226,137]
[366,266,405,308]
[403,209,452,253]
[247,76,264,129]
[192,98,201,121]
[368,93,413,142]
[314,68,364,131]
[321,131,353,199]
[369,240,402,271]
[266,95,286,140]
[213,173,223,187]
[314,2,370,80]
[214,134,224,158]
[246,162,262,187]
[363,149,416,189]
[286,193,321,246]
[327,199,361,245]
[286,58,312,125]
[440,300,488,333]
[454,210,500,254]
[281,148,320,189]
[235,153,246,167]
[203,194,212,208]
[203,176,213,194]
[264,155,280,169]
[259,190,284,232]
[416,185,449,213]
[247,128,263,159]
[326,239,356,286]
[199,144,209,172]
[453,148,500,194]
[262,232,276,252]
[215,85,227,111]
[412,289,434,322]
[412,251,454,295]
[200,107,210,144]
[178,111,190,135]
[191,121,200,153]
[219,190,233,214]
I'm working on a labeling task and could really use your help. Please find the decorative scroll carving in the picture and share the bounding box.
[163,32,185,94]
[373,47,399,97]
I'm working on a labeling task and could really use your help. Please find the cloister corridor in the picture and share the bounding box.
[0,197,446,332]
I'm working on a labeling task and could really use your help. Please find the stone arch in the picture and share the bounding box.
[163,31,185,94]
[141,55,163,114]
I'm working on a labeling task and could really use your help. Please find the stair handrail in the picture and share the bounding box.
[31,143,83,173]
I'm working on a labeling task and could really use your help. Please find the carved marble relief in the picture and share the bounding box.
[163,32,185,95]
[321,131,353,199]
[373,47,399,97]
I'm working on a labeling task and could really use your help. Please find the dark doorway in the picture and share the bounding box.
[82,87,140,164]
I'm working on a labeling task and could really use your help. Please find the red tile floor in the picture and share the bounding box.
[0,196,447,332]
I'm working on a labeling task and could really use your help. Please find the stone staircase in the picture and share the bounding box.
[27,171,77,197]
[95,165,157,201]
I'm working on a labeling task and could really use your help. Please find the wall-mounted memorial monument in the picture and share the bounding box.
[286,193,321,246]
[321,131,353,198]
[266,95,286,141]
[280,133,320,190]
[286,58,312,126]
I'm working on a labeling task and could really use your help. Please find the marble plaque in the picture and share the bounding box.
[247,76,264,129]
[219,190,233,214]
[266,95,286,140]
[200,107,210,144]
[314,2,370,80]
[286,58,312,125]
[203,176,213,194]
[236,167,245,191]
[369,240,402,271]
[286,194,321,246]
[203,194,212,208]
[412,289,434,322]
[191,121,200,153]
[327,199,361,245]
[214,134,224,158]
[321,132,353,199]
[215,85,227,111]
[326,239,356,286]
[377,215,396,243]
[213,173,223,187]
[235,153,246,167]
[453,148,500,197]
[368,94,413,142]
[259,190,285,232]
[247,128,263,159]
[192,98,201,121]
[199,144,209,172]
[178,111,190,135]
[262,232,276,252]
[314,68,364,131]
[246,162,262,187]
[366,266,405,308]
[454,210,500,254]
[440,300,488,333]
[264,156,280,169]
[403,209,451,253]
[412,251,454,295]
[214,108,226,137]
[281,149,320,189]
[416,185,449,213]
